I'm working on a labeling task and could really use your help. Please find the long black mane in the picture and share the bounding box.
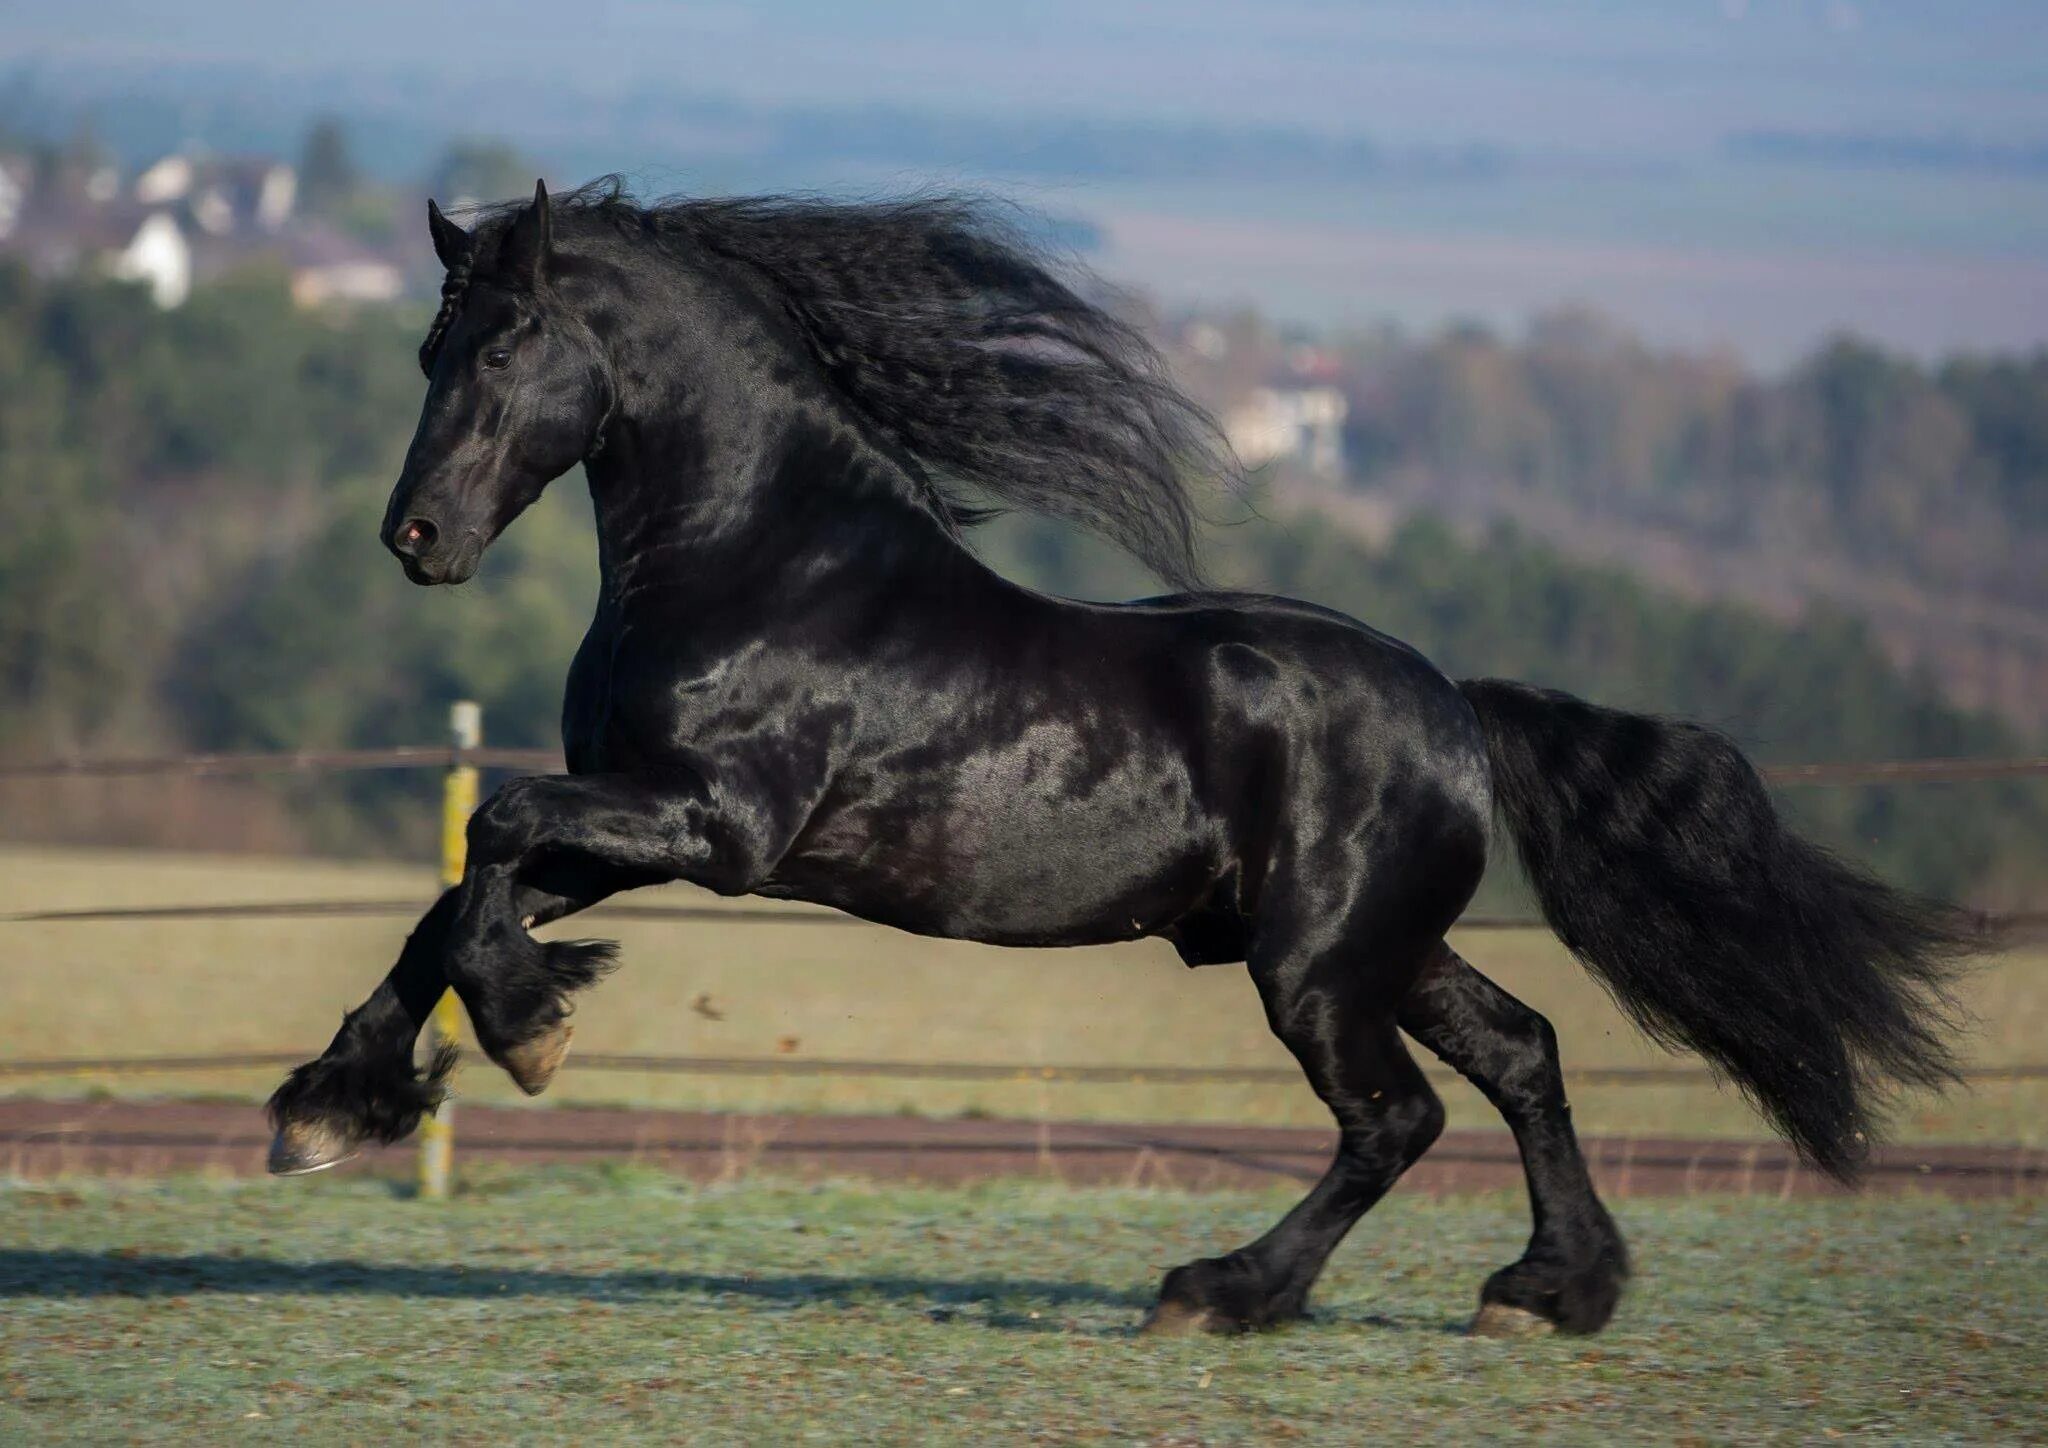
[433,179,1236,589]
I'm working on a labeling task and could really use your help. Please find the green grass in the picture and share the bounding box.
[5,844,2044,1145]
[0,1172,2039,1443]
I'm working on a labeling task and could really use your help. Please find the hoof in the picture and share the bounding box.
[1470,1302,1555,1339]
[499,1021,573,1097]
[1139,1300,1230,1337]
[268,1119,359,1177]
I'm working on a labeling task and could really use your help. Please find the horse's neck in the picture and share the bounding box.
[582,407,964,610]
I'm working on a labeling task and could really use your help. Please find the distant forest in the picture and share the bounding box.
[1336,309,2046,599]
[0,263,2042,902]
[1312,309,2048,728]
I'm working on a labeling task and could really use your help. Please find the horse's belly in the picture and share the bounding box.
[770,839,1216,948]
[772,727,1224,946]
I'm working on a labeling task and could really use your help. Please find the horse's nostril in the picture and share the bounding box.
[396,518,438,556]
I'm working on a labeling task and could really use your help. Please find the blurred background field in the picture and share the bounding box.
[5,843,2040,1147]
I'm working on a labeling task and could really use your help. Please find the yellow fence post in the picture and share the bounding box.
[418,699,481,1201]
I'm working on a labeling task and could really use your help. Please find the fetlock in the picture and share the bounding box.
[455,937,617,1097]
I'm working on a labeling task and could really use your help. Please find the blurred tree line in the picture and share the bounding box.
[1338,310,2048,610]
[0,263,2040,901]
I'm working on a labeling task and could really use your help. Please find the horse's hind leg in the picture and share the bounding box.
[1144,919,1449,1334]
[1400,944,1628,1335]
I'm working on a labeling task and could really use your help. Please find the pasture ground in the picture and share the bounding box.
[0,1172,2039,1444]
[4,846,2044,1146]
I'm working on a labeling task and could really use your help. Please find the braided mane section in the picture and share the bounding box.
[418,256,474,376]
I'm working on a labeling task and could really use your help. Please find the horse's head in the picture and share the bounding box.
[383,182,609,585]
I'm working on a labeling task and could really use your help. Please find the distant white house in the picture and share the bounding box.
[108,212,192,308]
[134,152,297,233]
[3,149,417,313]
[1224,386,1349,479]
[5,198,193,309]
[132,154,191,205]
[133,153,408,307]
[1182,320,1230,361]
[0,155,31,239]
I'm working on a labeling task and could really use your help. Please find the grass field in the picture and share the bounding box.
[4,844,2043,1145]
[0,1171,2039,1443]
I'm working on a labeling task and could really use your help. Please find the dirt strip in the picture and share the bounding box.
[0,1099,2038,1198]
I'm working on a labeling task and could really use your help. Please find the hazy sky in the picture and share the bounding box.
[9,0,2044,152]
[6,1,2046,360]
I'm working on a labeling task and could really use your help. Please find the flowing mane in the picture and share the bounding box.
[431,179,1237,589]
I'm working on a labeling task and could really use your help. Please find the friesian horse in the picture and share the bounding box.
[269,180,1974,1337]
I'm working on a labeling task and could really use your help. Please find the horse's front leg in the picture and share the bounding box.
[266,769,728,1174]
[441,769,745,1098]
[266,888,462,1174]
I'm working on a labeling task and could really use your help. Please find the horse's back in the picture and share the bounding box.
[1048,593,1488,971]
[1121,590,1489,801]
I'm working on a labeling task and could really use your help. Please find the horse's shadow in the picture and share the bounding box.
[0,1247,1138,1317]
[0,1248,1465,1335]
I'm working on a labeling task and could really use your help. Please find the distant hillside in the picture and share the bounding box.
[1,262,2040,903]
[1204,313,2048,730]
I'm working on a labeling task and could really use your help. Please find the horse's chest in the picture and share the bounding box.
[560,622,617,773]
[563,615,711,773]
[562,617,825,777]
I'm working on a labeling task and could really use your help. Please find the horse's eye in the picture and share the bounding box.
[483,347,513,370]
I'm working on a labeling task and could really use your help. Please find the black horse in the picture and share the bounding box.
[269,180,1974,1337]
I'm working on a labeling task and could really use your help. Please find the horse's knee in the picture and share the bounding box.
[1416,1086,1448,1151]
[1516,1003,1559,1061]
[466,777,552,861]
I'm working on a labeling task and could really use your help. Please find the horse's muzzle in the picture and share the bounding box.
[386,516,482,585]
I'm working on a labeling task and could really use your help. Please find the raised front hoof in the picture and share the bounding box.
[267,1119,361,1177]
[1142,1257,1300,1337]
[1469,1302,1554,1339]
[496,1021,573,1097]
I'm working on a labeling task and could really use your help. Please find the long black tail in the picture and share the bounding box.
[1459,678,1983,1181]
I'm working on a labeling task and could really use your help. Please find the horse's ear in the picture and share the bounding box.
[500,179,552,288]
[426,198,471,272]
